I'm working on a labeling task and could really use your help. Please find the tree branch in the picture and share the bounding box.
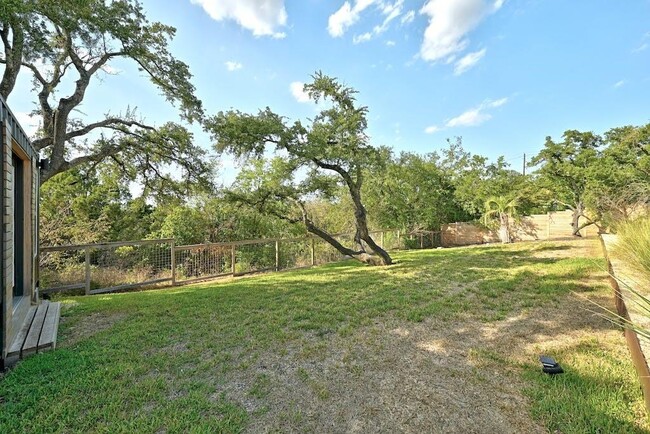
[312,157,353,185]
[0,19,25,99]
[65,117,154,140]
[20,61,47,85]
[554,199,576,211]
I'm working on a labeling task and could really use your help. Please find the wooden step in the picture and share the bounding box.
[7,301,61,359]
[7,305,37,357]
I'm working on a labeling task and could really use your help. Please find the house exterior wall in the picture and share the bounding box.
[0,98,39,367]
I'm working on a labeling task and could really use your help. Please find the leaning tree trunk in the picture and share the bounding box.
[571,202,585,237]
[304,223,390,266]
[348,185,392,265]
[305,161,392,265]
[297,182,392,265]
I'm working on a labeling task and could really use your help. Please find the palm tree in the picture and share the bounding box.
[482,196,520,243]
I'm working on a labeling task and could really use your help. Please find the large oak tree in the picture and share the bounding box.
[591,123,650,222]
[205,72,392,266]
[0,0,211,190]
[529,130,601,236]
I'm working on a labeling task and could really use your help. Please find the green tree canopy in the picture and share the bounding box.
[438,138,534,217]
[205,72,392,265]
[596,123,650,222]
[364,149,465,230]
[0,0,212,191]
[529,130,602,235]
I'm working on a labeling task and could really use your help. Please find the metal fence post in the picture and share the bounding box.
[420,234,424,249]
[231,244,236,276]
[397,229,401,249]
[310,237,315,266]
[275,240,279,271]
[170,239,176,286]
[84,247,91,295]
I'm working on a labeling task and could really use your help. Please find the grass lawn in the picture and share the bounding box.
[0,238,647,433]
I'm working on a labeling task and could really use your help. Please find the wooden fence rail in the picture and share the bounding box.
[41,239,175,295]
[39,229,441,295]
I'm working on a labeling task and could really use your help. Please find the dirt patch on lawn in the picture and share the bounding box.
[211,239,613,433]
[238,319,545,433]
[59,311,127,347]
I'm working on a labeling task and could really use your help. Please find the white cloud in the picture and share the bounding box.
[446,108,490,127]
[424,125,440,134]
[614,80,625,89]
[386,40,396,46]
[328,0,377,37]
[381,0,404,22]
[488,97,508,107]
[353,32,373,44]
[330,0,405,41]
[401,10,415,25]
[419,0,502,63]
[453,48,486,75]
[290,81,310,103]
[225,61,243,71]
[191,0,287,38]
[446,97,507,127]
[352,0,404,43]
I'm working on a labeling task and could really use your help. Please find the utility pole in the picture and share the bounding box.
[523,153,526,176]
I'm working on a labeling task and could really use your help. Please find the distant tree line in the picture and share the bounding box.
[40,120,650,247]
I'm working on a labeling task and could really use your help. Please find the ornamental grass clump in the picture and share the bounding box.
[614,216,650,280]
[590,216,650,342]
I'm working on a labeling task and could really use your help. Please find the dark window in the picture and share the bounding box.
[12,152,24,298]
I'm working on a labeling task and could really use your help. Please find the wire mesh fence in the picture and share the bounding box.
[40,239,173,295]
[235,240,277,275]
[39,246,87,293]
[40,229,441,295]
[173,243,232,284]
[399,230,442,250]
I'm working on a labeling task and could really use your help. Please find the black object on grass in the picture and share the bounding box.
[539,355,564,374]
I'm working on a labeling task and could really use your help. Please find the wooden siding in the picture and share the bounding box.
[0,97,39,364]
[0,99,36,160]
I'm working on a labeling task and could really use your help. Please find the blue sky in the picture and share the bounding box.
[8,0,650,181]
